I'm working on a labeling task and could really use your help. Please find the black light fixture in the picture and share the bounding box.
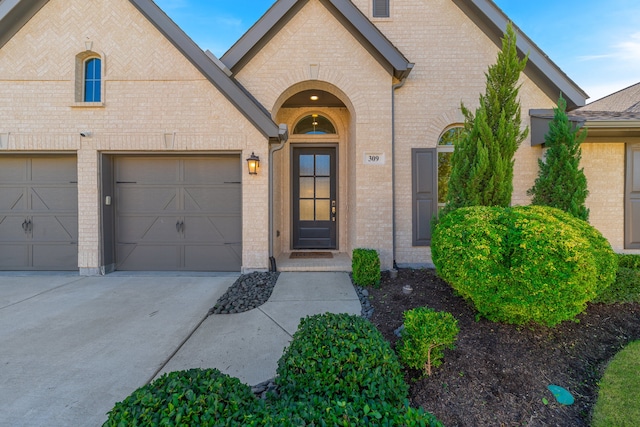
[246,152,260,175]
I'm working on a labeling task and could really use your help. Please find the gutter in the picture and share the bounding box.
[391,64,414,269]
[268,124,289,272]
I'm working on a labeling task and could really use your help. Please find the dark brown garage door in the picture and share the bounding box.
[114,156,242,271]
[0,156,78,270]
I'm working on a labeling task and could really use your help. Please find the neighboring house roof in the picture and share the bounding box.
[220,0,414,80]
[530,82,640,145]
[221,0,587,109]
[0,0,284,141]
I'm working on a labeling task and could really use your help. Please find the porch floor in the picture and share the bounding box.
[275,252,351,272]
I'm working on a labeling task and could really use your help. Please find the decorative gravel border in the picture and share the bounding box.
[209,271,280,314]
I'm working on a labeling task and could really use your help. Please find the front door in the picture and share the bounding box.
[292,147,337,249]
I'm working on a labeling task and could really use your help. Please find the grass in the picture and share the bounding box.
[591,341,640,426]
[591,254,640,426]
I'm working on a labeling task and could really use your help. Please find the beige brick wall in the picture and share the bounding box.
[582,143,626,250]
[0,0,270,272]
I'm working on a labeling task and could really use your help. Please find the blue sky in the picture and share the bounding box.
[155,0,640,103]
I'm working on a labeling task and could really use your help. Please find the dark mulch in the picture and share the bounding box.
[368,269,640,427]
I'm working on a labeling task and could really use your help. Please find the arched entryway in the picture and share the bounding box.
[271,83,355,269]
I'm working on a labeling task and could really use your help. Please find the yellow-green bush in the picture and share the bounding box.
[432,205,617,326]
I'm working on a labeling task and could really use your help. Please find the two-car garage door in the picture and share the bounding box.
[114,156,242,271]
[0,156,78,270]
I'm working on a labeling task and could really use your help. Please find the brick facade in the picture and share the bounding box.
[0,0,629,273]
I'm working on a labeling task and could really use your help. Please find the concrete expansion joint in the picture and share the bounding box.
[258,306,293,338]
[0,277,86,311]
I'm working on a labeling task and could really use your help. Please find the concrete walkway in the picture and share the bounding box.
[0,271,360,427]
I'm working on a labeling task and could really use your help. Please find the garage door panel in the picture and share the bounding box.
[0,159,28,181]
[117,216,179,242]
[117,187,178,213]
[184,244,241,271]
[0,156,78,271]
[0,188,26,211]
[184,158,241,183]
[115,156,242,271]
[0,217,29,241]
[30,187,78,212]
[31,157,77,182]
[0,244,29,268]
[31,215,78,241]
[116,244,179,271]
[184,186,241,213]
[33,243,77,270]
[116,158,179,184]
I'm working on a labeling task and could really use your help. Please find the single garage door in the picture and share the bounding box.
[0,156,78,270]
[114,156,242,271]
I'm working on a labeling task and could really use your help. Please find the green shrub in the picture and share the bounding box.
[594,267,640,304]
[397,307,459,376]
[276,313,407,406]
[617,253,640,270]
[432,205,617,326]
[105,315,445,426]
[352,248,381,287]
[103,368,263,426]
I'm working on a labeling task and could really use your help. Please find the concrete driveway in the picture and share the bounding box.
[0,273,237,427]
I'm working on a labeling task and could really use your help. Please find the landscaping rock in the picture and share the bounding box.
[210,272,279,314]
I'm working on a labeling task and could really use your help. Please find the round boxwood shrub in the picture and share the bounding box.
[276,313,407,406]
[273,313,442,426]
[432,205,617,326]
[103,368,263,426]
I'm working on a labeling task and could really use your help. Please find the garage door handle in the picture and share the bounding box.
[176,221,181,233]
[22,220,28,233]
[28,220,32,233]
[176,221,185,233]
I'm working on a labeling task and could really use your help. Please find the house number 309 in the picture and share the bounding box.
[364,153,385,165]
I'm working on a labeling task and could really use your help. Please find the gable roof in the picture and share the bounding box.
[576,82,640,115]
[222,0,587,109]
[0,0,284,141]
[453,0,587,109]
[220,0,414,80]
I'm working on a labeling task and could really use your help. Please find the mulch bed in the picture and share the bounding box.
[367,269,640,426]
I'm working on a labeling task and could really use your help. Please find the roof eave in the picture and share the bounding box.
[128,0,280,139]
[220,0,413,80]
[0,0,49,49]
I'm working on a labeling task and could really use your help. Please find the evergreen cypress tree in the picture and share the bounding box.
[527,96,589,220]
[444,23,529,213]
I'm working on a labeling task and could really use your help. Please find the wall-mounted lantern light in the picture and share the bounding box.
[246,152,260,175]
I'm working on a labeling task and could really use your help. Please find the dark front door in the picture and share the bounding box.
[292,147,337,249]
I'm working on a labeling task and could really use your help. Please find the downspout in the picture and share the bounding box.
[391,64,413,270]
[268,124,289,272]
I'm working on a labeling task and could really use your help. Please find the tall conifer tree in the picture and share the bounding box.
[444,23,529,213]
[527,96,589,220]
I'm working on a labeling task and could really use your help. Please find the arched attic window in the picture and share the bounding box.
[75,52,103,103]
[84,57,101,102]
[293,114,336,135]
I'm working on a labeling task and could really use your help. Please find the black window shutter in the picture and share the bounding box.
[373,0,390,17]
[412,148,437,246]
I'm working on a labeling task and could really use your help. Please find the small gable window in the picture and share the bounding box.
[373,0,390,18]
[293,114,337,135]
[84,58,101,102]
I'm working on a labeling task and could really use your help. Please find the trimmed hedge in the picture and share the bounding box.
[104,368,263,426]
[595,254,640,304]
[104,314,443,426]
[352,248,381,287]
[432,205,617,326]
[276,313,407,406]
